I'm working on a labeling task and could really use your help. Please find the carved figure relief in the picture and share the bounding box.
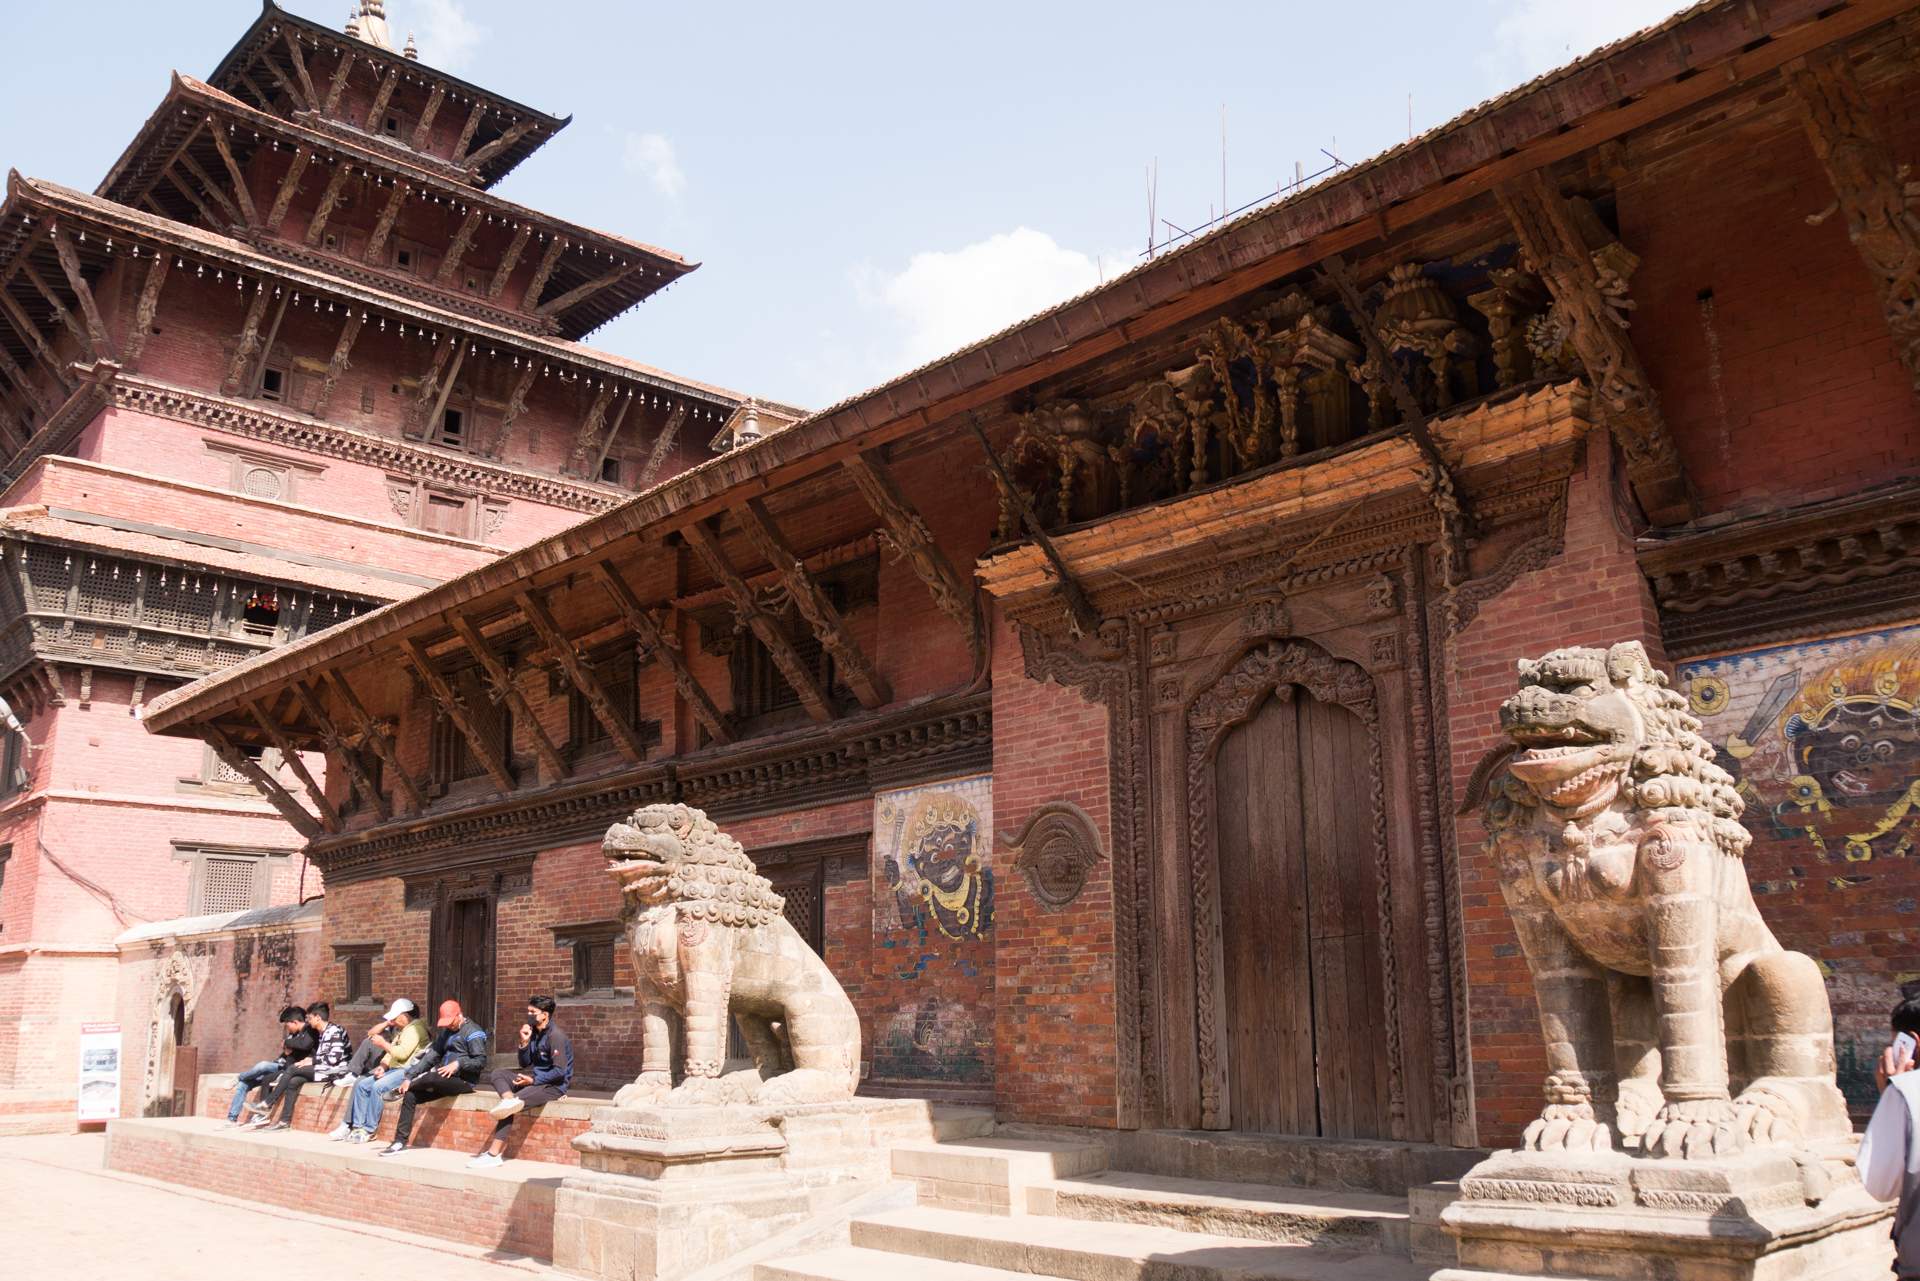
[1001,800,1106,911]
[604,803,861,1107]
[1472,642,1850,1158]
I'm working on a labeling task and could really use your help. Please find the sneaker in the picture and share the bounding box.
[244,1101,269,1115]
[217,1119,244,1130]
[244,1114,272,1129]
[488,1097,525,1121]
[377,1141,407,1157]
[345,1128,371,1144]
[326,1123,350,1141]
[266,1121,290,1131]
[332,1074,357,1090]
[467,1152,504,1169]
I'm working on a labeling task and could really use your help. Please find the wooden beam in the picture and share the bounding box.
[449,102,485,165]
[39,663,66,706]
[245,697,341,832]
[446,611,569,780]
[164,168,225,230]
[310,309,363,420]
[487,363,537,456]
[200,722,322,840]
[403,335,456,436]
[120,252,169,371]
[177,152,242,223]
[397,635,517,794]
[682,520,836,724]
[302,161,352,247]
[587,560,732,745]
[486,222,532,300]
[0,341,48,420]
[22,263,97,364]
[208,122,259,224]
[48,226,112,361]
[363,182,407,263]
[422,341,466,440]
[221,285,272,396]
[265,145,312,235]
[409,85,446,151]
[364,67,401,136]
[290,678,388,821]
[461,117,539,173]
[842,452,981,663]
[433,205,485,284]
[534,261,641,319]
[245,289,291,400]
[567,382,615,468]
[515,588,650,764]
[739,498,890,709]
[322,667,428,813]
[322,49,356,118]
[236,73,276,114]
[590,391,634,478]
[521,235,565,310]
[283,31,319,108]
[0,288,77,392]
[256,48,311,113]
[637,402,688,488]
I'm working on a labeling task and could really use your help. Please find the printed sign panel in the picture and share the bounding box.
[77,1022,121,1122]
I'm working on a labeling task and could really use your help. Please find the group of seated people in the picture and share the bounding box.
[221,993,574,1168]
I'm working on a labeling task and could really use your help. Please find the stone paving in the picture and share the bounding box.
[0,1132,554,1279]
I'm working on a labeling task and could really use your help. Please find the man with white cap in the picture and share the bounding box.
[329,998,424,1142]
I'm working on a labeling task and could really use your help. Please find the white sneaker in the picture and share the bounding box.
[244,1114,272,1128]
[332,1075,357,1090]
[326,1123,350,1141]
[217,1119,244,1130]
[488,1097,525,1121]
[467,1152,504,1169]
[377,1141,407,1157]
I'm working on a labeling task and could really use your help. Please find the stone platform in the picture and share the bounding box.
[0,1086,82,1136]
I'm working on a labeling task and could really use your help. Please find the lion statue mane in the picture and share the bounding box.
[604,803,861,1107]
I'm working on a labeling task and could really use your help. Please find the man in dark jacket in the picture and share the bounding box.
[223,1006,314,1128]
[253,1002,351,1130]
[470,994,571,1168]
[379,999,489,1156]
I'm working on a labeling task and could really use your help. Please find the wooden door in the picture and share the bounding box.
[434,896,495,1039]
[1215,686,1389,1138]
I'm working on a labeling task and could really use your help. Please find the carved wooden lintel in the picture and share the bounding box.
[446,611,570,781]
[398,635,517,794]
[323,667,428,813]
[209,123,259,225]
[310,309,363,420]
[200,721,322,840]
[683,521,836,724]
[1496,170,1689,525]
[246,697,341,832]
[49,225,114,361]
[738,497,891,709]
[588,560,733,745]
[843,452,982,665]
[1785,49,1920,395]
[516,588,651,763]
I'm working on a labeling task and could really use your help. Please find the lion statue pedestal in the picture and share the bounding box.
[553,804,947,1281]
[1438,643,1891,1281]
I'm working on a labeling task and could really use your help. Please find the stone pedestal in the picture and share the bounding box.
[1435,1143,1893,1281]
[553,1097,944,1281]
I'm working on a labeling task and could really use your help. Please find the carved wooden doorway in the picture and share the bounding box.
[1216,686,1390,1138]
[431,892,495,1040]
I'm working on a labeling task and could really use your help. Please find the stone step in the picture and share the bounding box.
[931,1106,996,1142]
[759,1245,1078,1281]
[847,1207,1437,1281]
[892,1137,1108,1215]
[1027,1170,1411,1255]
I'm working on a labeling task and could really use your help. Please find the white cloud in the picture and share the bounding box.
[852,228,1104,370]
[1477,0,1687,90]
[409,0,489,73]
[624,133,686,198]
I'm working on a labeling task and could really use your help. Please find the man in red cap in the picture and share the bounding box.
[378,999,489,1157]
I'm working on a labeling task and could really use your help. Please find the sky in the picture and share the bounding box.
[0,0,1689,413]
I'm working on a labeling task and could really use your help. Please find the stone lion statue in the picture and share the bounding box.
[603,803,861,1107]
[1474,641,1849,1160]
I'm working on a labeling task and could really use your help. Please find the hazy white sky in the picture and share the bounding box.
[0,0,1686,410]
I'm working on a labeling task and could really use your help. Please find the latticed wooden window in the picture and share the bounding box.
[78,561,139,620]
[567,652,660,754]
[574,941,617,995]
[25,547,72,610]
[781,880,820,952]
[734,617,831,721]
[430,670,510,787]
[198,857,258,914]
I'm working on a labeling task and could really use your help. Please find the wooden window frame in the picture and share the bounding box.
[172,842,294,916]
[548,920,628,1003]
[332,941,386,1013]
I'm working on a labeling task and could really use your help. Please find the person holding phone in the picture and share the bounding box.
[468,994,571,1169]
[1857,996,1920,1277]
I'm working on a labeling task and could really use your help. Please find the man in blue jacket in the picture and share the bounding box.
[378,999,488,1156]
[469,994,571,1169]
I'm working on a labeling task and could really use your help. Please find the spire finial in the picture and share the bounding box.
[344,6,360,38]
[356,1,393,51]
[403,30,418,60]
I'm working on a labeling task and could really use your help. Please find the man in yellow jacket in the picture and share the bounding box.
[330,998,425,1143]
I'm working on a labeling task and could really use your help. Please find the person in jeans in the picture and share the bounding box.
[330,998,424,1143]
[334,1000,416,1088]
[251,1002,351,1130]
[379,999,488,1156]
[220,1006,313,1129]
[469,995,571,1168]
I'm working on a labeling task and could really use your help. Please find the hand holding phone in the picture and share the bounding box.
[1878,1032,1918,1092]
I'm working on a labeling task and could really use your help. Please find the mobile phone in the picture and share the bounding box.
[1895,1031,1917,1064]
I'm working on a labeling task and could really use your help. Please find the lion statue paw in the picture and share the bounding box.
[664,1072,760,1107]
[1614,1078,1662,1143]
[613,1071,673,1108]
[1731,1081,1807,1146]
[754,1067,857,1106]
[1642,1098,1746,1160]
[1523,1102,1614,1154]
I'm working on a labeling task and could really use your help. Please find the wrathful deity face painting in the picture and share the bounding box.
[874,774,994,940]
[1679,633,1920,862]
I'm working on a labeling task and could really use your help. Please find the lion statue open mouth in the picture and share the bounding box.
[1472,641,1850,1160]
[604,803,860,1108]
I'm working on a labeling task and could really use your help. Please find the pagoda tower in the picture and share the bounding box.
[0,1,796,1131]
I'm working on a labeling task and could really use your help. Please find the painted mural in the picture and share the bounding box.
[1678,625,1920,1109]
[870,774,994,1085]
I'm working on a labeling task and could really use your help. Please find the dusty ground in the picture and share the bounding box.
[0,1132,553,1279]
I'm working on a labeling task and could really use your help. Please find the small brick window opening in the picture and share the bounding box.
[575,940,617,995]
[242,466,282,499]
[346,955,374,1005]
